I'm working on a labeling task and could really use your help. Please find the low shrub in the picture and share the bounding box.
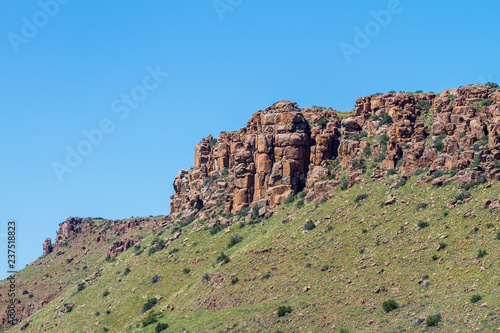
[352,159,366,173]
[141,311,159,326]
[417,99,430,110]
[455,192,471,201]
[155,322,169,332]
[394,177,406,189]
[470,155,481,168]
[304,221,316,230]
[182,268,191,274]
[315,118,329,128]
[228,235,243,248]
[414,168,425,176]
[142,298,157,313]
[354,194,369,203]
[470,294,482,303]
[417,203,428,210]
[382,299,399,312]
[480,99,492,106]
[231,277,239,285]
[373,150,387,164]
[296,199,305,208]
[379,113,393,126]
[449,166,458,177]
[151,274,160,284]
[418,220,429,229]
[433,170,444,178]
[215,253,230,265]
[433,134,446,153]
[386,169,397,176]
[340,176,349,191]
[426,314,442,327]
[284,193,296,205]
[363,145,371,158]
[209,223,223,235]
[77,283,85,292]
[277,305,292,317]
[477,249,487,259]
[379,133,389,144]
[148,239,166,256]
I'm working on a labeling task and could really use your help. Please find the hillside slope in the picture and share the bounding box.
[1,84,500,332]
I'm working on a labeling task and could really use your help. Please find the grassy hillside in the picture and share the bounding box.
[3,172,499,332]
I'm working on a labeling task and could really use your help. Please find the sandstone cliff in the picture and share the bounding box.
[169,85,500,222]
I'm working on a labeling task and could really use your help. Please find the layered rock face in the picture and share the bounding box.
[170,85,500,220]
[55,217,83,242]
[170,101,342,217]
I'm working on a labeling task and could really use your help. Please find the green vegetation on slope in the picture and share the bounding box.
[2,176,500,332]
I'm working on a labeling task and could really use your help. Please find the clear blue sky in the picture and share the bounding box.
[1,0,499,278]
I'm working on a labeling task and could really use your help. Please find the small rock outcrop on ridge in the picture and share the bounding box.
[42,238,52,256]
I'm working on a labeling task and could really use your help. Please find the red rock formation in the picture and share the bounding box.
[42,238,52,256]
[55,217,82,242]
[41,85,500,255]
[170,101,343,216]
[106,239,136,259]
[170,85,500,219]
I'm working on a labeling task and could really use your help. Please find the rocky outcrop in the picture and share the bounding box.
[106,239,136,259]
[41,85,500,255]
[170,84,500,220]
[55,217,83,242]
[170,102,342,217]
[42,238,52,256]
